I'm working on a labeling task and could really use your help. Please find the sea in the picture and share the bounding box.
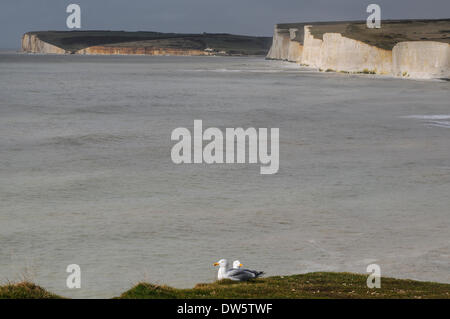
[0,53,449,298]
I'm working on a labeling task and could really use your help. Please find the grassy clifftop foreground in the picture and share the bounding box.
[0,282,62,299]
[1,273,449,299]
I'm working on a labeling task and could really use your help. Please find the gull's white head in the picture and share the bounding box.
[213,259,229,280]
[213,259,228,268]
[233,260,243,269]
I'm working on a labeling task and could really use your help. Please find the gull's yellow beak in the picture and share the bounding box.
[239,264,243,267]
[213,262,219,266]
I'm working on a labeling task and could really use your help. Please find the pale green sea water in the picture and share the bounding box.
[0,54,449,298]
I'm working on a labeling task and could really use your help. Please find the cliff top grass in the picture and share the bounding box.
[0,282,63,299]
[24,31,272,55]
[2,273,448,299]
[276,19,450,50]
[119,272,450,299]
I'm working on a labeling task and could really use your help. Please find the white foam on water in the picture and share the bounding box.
[402,115,450,128]
[402,115,450,120]
[426,121,450,128]
[212,68,242,72]
[182,68,303,74]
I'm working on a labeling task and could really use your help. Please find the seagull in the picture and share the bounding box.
[213,259,264,281]
[213,259,230,280]
[233,260,243,269]
[233,260,265,277]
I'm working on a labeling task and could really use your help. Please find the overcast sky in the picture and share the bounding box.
[1,0,449,48]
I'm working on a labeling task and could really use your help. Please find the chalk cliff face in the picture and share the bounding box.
[320,31,392,74]
[287,29,303,63]
[21,35,208,56]
[267,26,304,63]
[76,46,208,56]
[393,41,450,79]
[302,26,323,68]
[267,21,450,79]
[272,24,394,74]
[266,26,291,60]
[22,33,66,54]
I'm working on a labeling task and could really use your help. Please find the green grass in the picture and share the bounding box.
[1,273,449,299]
[0,282,63,299]
[118,272,450,299]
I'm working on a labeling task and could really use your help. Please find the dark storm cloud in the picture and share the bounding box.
[1,0,449,48]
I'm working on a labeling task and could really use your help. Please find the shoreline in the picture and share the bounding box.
[3,52,448,83]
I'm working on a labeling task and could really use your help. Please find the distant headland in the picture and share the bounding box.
[21,30,272,56]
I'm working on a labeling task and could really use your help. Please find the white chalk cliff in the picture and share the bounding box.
[21,33,67,54]
[267,23,450,80]
[392,41,450,79]
[266,26,291,61]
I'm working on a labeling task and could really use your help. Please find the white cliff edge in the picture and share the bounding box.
[21,34,67,54]
[267,25,450,80]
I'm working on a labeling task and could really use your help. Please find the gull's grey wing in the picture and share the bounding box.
[242,269,265,277]
[226,269,264,281]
